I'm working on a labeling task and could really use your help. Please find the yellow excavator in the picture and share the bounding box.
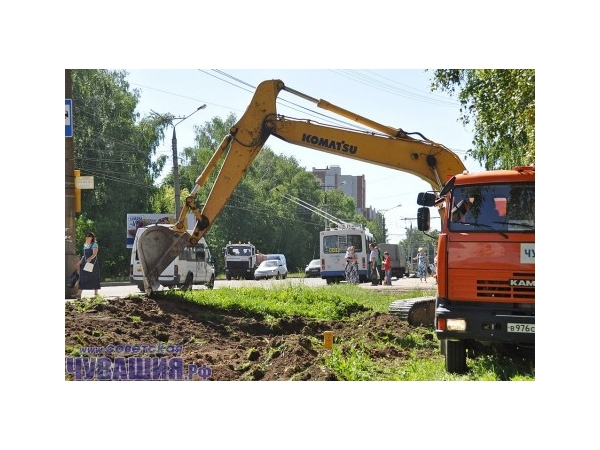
[137,79,467,299]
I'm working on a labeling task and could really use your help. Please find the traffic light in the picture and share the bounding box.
[74,169,81,213]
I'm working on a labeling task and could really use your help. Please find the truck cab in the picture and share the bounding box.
[130,226,215,291]
[224,242,257,280]
[417,166,535,373]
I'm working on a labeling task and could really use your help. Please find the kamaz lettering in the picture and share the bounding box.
[302,133,357,154]
[509,279,535,287]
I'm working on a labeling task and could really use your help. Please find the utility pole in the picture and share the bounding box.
[65,69,78,297]
[152,105,206,218]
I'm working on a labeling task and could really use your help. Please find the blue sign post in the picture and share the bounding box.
[65,99,73,137]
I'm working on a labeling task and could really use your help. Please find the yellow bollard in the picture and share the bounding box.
[323,331,333,350]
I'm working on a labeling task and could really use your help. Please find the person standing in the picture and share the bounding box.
[413,247,427,282]
[73,231,101,298]
[376,245,383,285]
[383,251,392,286]
[344,246,359,284]
[369,243,378,285]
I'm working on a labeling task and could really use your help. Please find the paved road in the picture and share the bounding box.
[68,275,437,300]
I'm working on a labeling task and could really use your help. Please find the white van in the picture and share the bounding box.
[130,226,215,291]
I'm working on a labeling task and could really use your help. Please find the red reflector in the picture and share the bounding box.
[437,317,446,331]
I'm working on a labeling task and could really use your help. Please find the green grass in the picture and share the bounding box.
[157,283,535,381]
[166,282,428,320]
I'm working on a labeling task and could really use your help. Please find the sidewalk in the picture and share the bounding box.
[359,275,437,292]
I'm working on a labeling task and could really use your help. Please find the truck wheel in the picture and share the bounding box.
[445,339,467,374]
[206,275,214,290]
[137,283,145,292]
[276,273,281,280]
[226,274,231,281]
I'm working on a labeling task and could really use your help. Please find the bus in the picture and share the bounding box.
[319,225,375,284]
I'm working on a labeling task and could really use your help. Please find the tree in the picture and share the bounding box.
[72,70,168,277]
[429,69,535,170]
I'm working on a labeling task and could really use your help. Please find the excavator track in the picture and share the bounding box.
[388,296,436,327]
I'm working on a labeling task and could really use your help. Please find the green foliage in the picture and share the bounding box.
[429,69,535,169]
[71,296,108,313]
[173,284,382,320]
[72,69,169,278]
[326,344,382,381]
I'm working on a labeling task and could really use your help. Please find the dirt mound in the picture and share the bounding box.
[65,295,431,381]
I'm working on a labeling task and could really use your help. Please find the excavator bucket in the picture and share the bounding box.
[136,224,190,296]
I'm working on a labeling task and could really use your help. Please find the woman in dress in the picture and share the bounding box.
[73,231,101,298]
[344,246,359,284]
[413,247,427,282]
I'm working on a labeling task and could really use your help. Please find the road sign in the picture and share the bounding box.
[65,99,73,137]
[75,176,94,189]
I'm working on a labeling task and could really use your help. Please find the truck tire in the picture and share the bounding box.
[445,339,467,374]
[137,283,145,292]
[276,273,281,280]
[226,274,231,281]
[206,275,214,290]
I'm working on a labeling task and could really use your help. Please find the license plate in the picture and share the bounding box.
[507,323,534,333]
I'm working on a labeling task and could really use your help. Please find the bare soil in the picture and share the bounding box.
[64,289,437,381]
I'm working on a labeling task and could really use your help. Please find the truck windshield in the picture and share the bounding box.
[227,246,252,256]
[449,182,534,232]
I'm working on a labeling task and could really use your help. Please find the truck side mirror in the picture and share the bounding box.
[417,192,437,207]
[417,207,430,231]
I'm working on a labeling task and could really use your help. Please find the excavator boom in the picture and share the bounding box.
[137,79,466,295]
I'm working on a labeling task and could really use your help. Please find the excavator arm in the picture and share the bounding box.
[137,79,466,295]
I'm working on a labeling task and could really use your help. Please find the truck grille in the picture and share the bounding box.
[227,261,249,269]
[449,271,534,302]
[475,273,534,300]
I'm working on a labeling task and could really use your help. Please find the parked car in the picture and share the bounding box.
[254,259,287,280]
[305,259,321,278]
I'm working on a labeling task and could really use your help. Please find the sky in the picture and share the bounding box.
[125,69,484,243]
[11,1,593,443]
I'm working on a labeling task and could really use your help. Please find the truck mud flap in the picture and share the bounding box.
[388,296,435,327]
